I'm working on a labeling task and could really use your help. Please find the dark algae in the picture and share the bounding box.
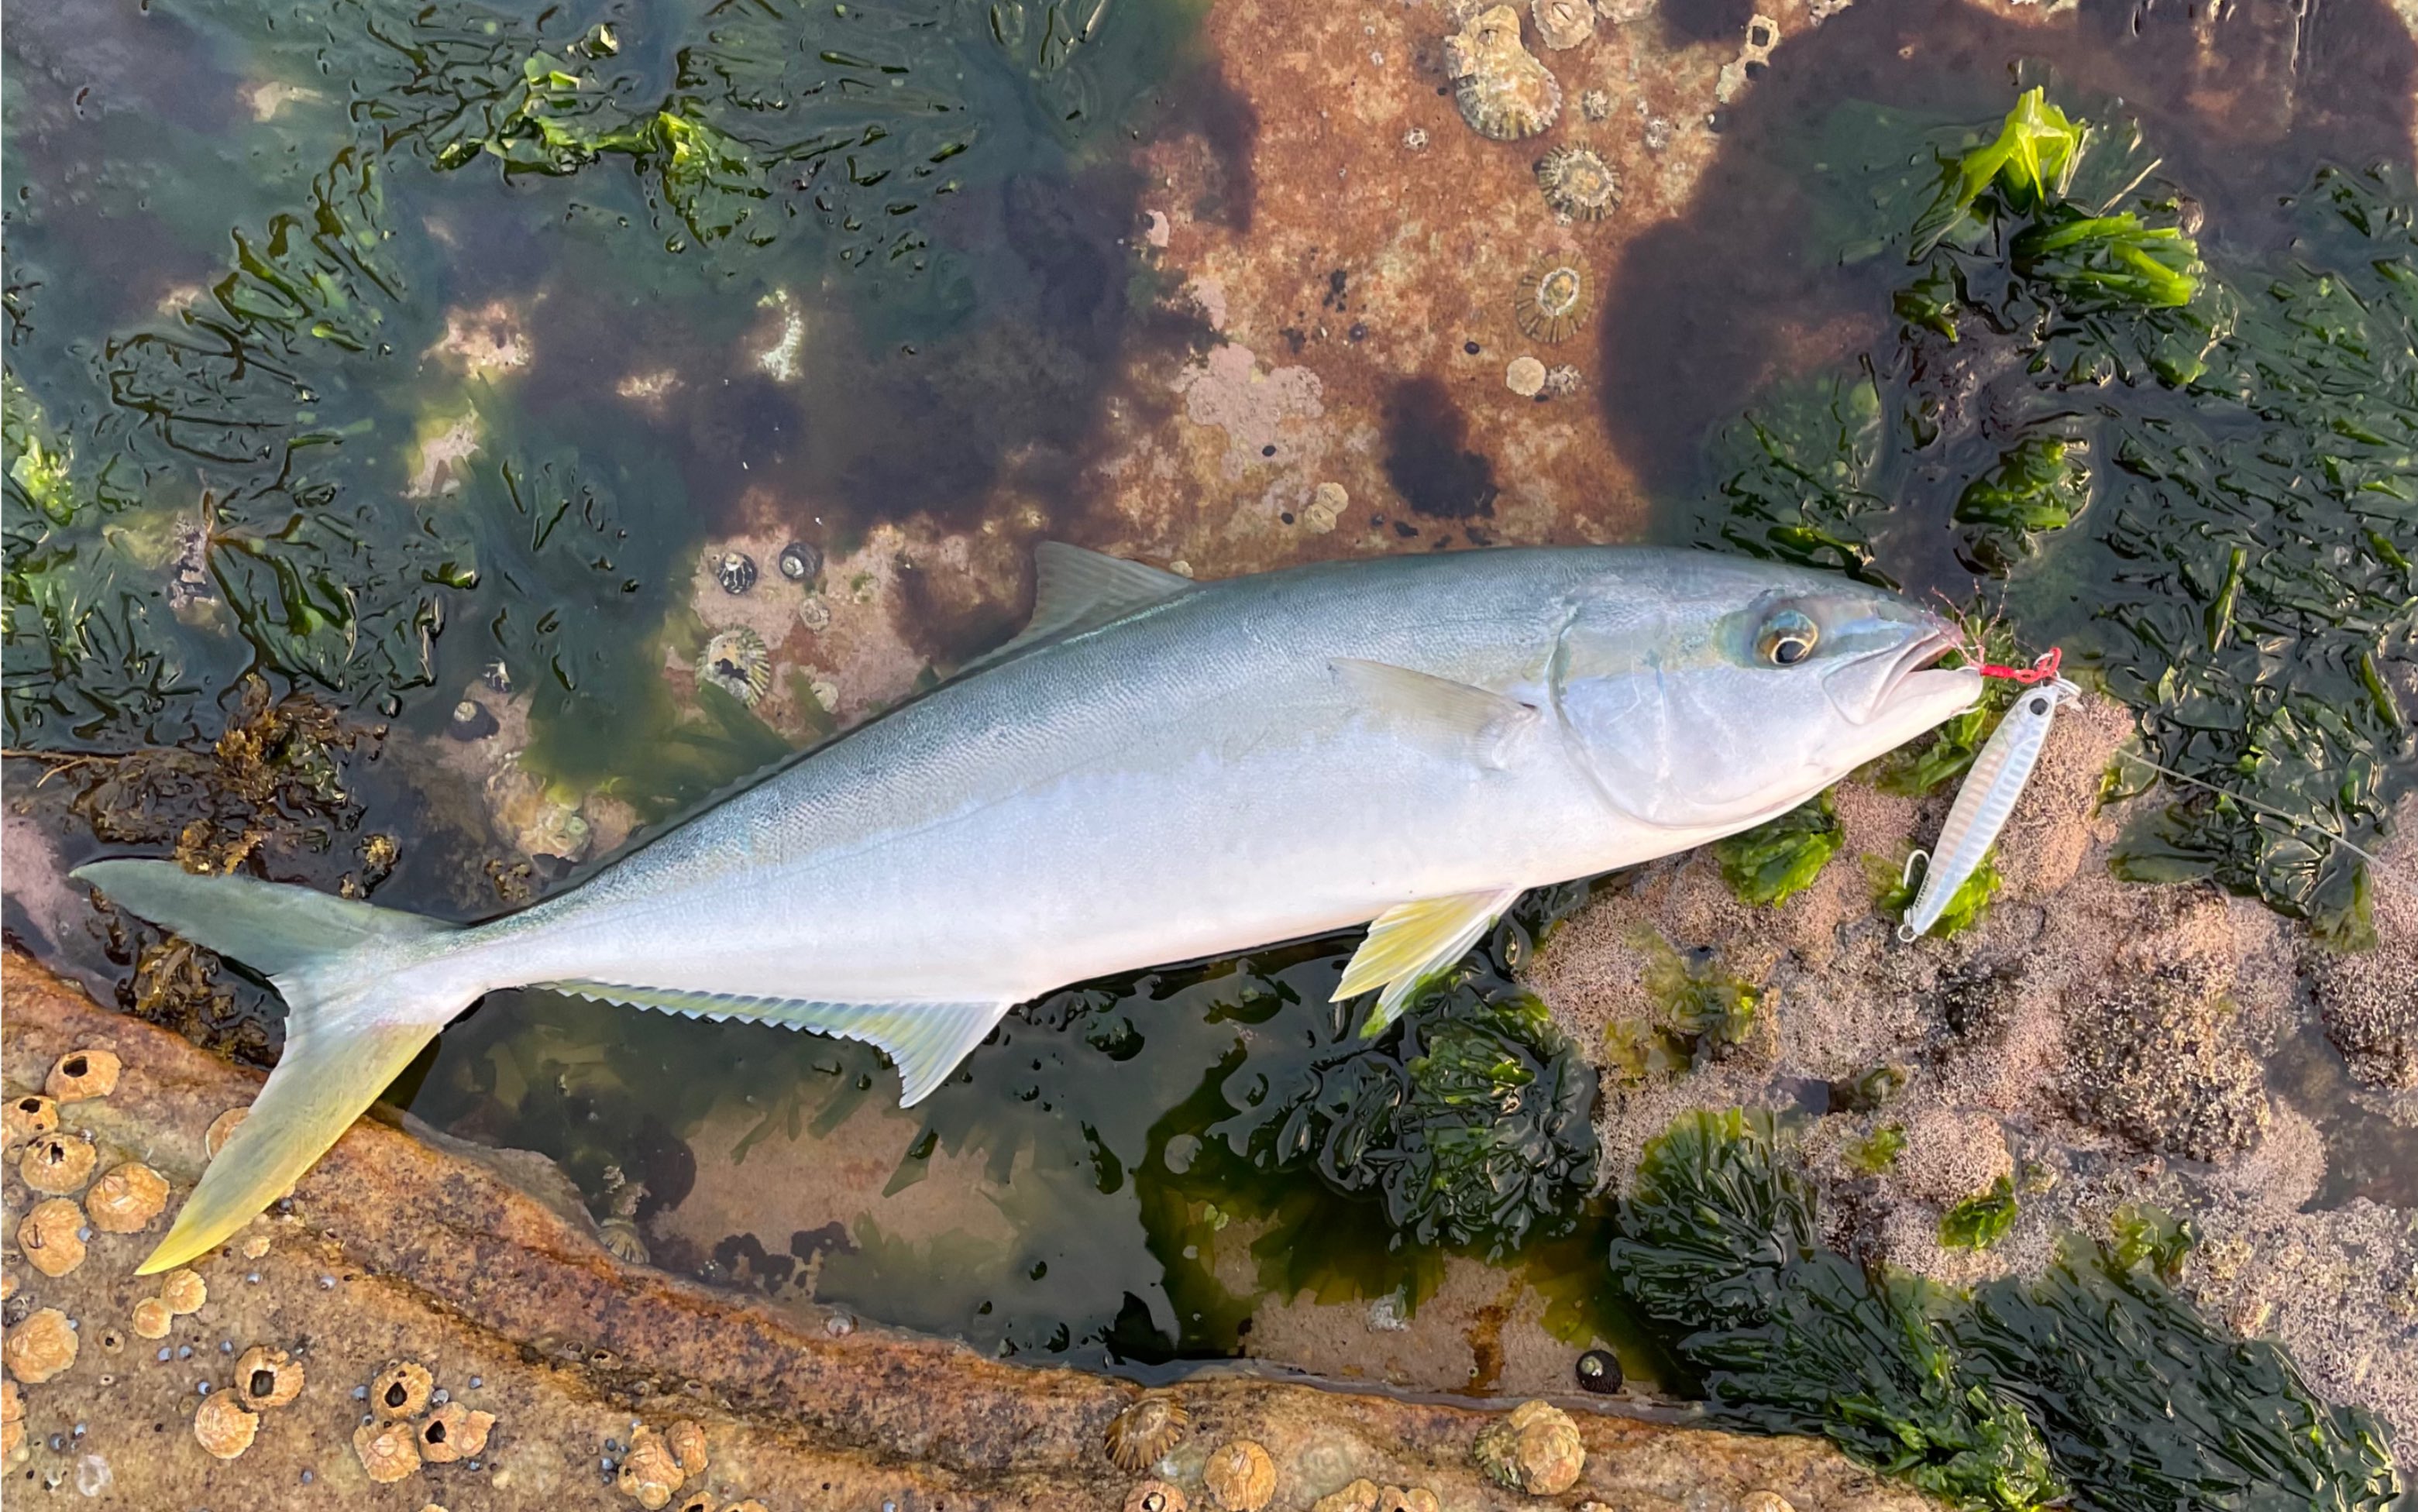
[1608,1111,2403,1511]
[1678,80,2418,936]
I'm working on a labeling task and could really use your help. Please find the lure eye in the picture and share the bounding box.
[2028,696,2050,714]
[1756,610,1820,667]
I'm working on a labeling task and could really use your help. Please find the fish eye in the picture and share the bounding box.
[1756,610,1820,667]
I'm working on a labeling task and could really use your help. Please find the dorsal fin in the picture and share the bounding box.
[957,543,1194,674]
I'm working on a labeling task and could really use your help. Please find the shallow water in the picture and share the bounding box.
[5,0,2413,1407]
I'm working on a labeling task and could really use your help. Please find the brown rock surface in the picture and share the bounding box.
[0,949,1938,1507]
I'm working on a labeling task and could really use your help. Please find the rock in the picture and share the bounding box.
[1472,1400,1584,1494]
[2067,962,2271,1161]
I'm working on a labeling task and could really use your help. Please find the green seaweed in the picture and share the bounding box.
[1712,790,1845,906]
[1608,1111,2403,1511]
[1608,926,1760,1079]
[1845,1122,1907,1174]
[1939,1175,2019,1250]
[1869,845,2003,940]
[1954,433,2091,572]
[1911,87,2083,254]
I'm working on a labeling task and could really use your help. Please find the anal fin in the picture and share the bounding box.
[549,981,1010,1106]
[1331,885,1525,1035]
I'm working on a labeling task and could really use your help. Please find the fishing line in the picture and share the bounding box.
[2105,746,2395,874]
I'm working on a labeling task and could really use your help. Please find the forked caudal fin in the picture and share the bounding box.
[71,860,468,1275]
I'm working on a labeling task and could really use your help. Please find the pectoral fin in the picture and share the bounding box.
[1333,885,1525,1035]
[1330,659,1540,768]
[549,981,1010,1106]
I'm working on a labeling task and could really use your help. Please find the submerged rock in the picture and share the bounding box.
[1443,7,1560,141]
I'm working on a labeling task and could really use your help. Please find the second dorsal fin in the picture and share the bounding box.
[958,543,1194,674]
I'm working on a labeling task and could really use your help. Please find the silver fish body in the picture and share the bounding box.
[77,544,1980,1271]
[1900,676,2078,940]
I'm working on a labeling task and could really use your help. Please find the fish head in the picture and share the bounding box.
[1554,557,1979,830]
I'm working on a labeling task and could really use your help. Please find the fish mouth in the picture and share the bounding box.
[1869,624,1979,721]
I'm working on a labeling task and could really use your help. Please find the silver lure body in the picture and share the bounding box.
[1900,676,2078,940]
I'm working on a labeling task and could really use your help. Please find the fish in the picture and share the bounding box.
[1898,675,2079,941]
[74,544,1979,1273]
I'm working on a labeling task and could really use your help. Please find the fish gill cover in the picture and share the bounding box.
[1609,1110,2403,1511]
[1691,82,2418,940]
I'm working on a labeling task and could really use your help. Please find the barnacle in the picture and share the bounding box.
[1202,1439,1276,1511]
[132,1299,174,1340]
[193,1391,259,1459]
[4,1094,60,1148]
[666,1419,707,1478]
[1513,262,1589,345]
[159,1269,207,1315]
[1443,6,1560,142]
[1529,0,1594,48]
[17,1199,86,1278]
[235,1346,304,1410]
[1125,1483,1188,1512]
[699,627,772,707]
[1103,1396,1188,1472]
[1536,146,1619,221]
[19,1132,96,1194]
[44,1049,121,1102]
[1471,1400,1584,1494]
[205,1108,247,1157]
[354,1418,423,1483]
[84,1163,169,1232]
[418,1401,495,1462]
[4,1308,80,1383]
[1505,356,1548,398]
[2,1379,22,1461]
[373,1360,435,1419]
[617,1424,686,1508]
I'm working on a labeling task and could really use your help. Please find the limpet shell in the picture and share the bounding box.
[373,1359,435,1418]
[19,1132,97,1194]
[418,1400,495,1462]
[617,1424,686,1509]
[46,1048,121,1103]
[1443,5,1561,142]
[4,1094,59,1148]
[1126,1482,1188,1512]
[194,1390,259,1459]
[1472,1399,1584,1495]
[1536,146,1620,221]
[235,1345,304,1411]
[84,1163,169,1232]
[18,1198,88,1278]
[700,627,773,708]
[1203,1438,1277,1511]
[159,1269,207,1315]
[1104,1394,1189,1472]
[4,1308,80,1383]
[132,1298,174,1340]
[354,1418,423,1483]
[1514,261,1590,345]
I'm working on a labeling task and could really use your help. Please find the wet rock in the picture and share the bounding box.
[1202,1438,1277,1510]
[1472,1400,1584,1494]
[193,1389,259,1459]
[45,1047,120,1102]
[2067,963,2271,1161]
[84,1161,169,1232]
[1891,1108,2014,1207]
[2309,945,2416,1090]
[1105,1394,1188,1472]
[17,1198,87,1277]
[3,1307,79,1383]
[19,1130,96,1194]
[1443,6,1560,141]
